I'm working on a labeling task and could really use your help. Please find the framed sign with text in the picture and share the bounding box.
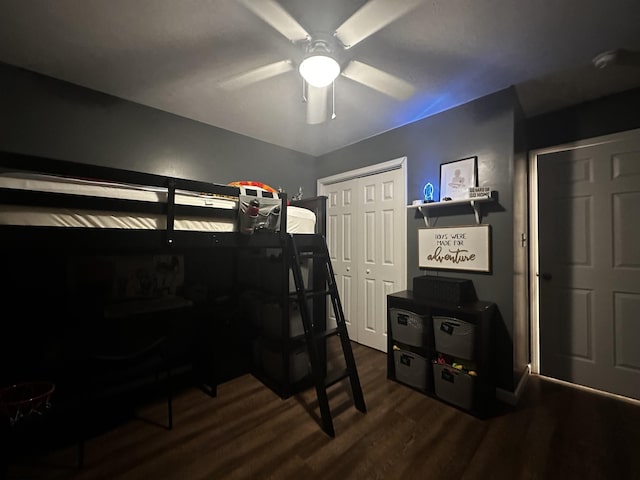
[418,224,491,273]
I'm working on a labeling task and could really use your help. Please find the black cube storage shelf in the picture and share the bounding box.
[387,290,496,418]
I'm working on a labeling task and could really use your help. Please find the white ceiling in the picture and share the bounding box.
[1,0,639,156]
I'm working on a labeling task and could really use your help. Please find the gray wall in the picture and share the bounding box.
[316,89,520,390]
[526,87,640,150]
[512,102,530,386]
[0,62,317,196]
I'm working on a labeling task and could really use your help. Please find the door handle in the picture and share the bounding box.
[366,269,371,274]
[346,267,350,272]
[540,272,552,280]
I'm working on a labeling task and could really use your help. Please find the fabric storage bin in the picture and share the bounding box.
[260,253,311,294]
[253,340,310,382]
[433,316,476,359]
[389,308,428,347]
[393,348,429,391]
[262,346,310,382]
[290,258,311,291]
[262,302,305,338]
[433,363,474,411]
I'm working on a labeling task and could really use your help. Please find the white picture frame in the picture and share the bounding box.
[439,156,477,201]
[418,224,491,273]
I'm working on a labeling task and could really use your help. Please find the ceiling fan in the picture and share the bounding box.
[219,0,424,124]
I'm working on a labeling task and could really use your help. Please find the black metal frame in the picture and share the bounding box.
[0,151,340,458]
[0,150,289,251]
[0,150,293,392]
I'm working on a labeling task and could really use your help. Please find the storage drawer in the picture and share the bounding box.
[389,308,428,347]
[433,363,474,411]
[393,348,429,391]
[433,316,475,359]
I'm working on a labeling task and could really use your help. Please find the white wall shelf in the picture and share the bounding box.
[407,194,496,227]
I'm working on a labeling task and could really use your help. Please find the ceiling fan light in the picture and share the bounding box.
[299,55,340,88]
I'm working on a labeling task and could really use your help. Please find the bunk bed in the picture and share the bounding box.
[0,151,325,414]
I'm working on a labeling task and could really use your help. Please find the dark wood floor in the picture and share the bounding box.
[5,342,640,480]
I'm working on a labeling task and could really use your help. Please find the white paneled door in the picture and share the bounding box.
[326,179,356,338]
[536,129,640,400]
[323,164,406,352]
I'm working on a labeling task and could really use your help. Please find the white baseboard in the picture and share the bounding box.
[496,365,530,406]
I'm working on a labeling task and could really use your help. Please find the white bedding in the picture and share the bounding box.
[286,205,316,233]
[0,172,316,233]
[0,172,238,208]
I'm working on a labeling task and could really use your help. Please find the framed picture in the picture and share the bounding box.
[439,156,477,201]
[418,224,491,273]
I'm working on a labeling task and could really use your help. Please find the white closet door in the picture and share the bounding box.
[325,166,406,352]
[357,168,405,352]
[326,182,356,334]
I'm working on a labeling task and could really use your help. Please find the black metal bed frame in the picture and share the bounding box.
[0,150,290,251]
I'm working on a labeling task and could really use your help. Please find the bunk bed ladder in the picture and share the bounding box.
[287,234,366,437]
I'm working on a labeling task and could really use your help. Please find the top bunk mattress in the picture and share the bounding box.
[0,172,316,233]
[287,205,316,234]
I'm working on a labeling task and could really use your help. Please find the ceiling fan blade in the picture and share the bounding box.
[335,0,424,49]
[341,60,415,100]
[306,85,329,125]
[592,48,640,68]
[239,0,310,43]
[218,60,293,90]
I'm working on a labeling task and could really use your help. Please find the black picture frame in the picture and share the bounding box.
[439,156,478,201]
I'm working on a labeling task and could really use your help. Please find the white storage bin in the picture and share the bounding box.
[393,349,428,391]
[433,316,476,359]
[389,308,428,347]
[433,363,474,411]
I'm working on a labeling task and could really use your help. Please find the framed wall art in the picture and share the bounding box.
[418,224,491,273]
[439,156,477,201]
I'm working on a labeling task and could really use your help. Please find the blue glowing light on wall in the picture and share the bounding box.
[423,182,434,202]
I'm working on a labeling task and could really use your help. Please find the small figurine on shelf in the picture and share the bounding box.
[291,186,303,201]
[423,182,434,203]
